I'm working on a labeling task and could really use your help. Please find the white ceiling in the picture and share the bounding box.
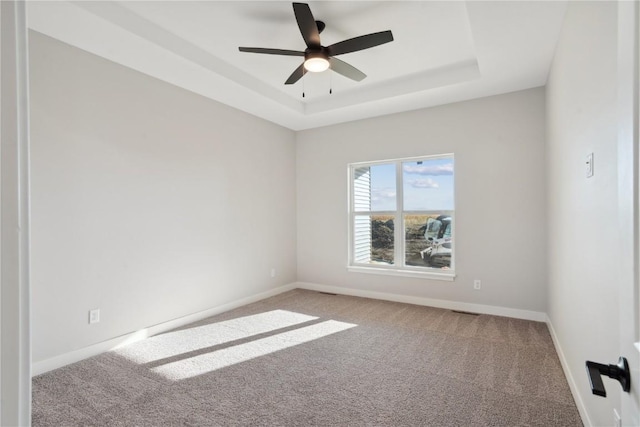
[27,1,568,131]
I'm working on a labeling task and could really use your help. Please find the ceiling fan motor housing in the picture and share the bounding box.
[304,48,330,72]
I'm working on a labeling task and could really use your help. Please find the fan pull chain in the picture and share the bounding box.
[302,69,306,98]
[329,70,333,95]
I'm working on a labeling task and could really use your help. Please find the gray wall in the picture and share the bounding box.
[29,32,297,363]
[296,88,547,313]
[546,2,621,425]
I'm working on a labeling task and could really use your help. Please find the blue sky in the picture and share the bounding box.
[369,157,454,211]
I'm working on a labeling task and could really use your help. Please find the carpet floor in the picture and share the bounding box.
[32,289,583,426]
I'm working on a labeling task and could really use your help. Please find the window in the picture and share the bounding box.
[348,154,455,280]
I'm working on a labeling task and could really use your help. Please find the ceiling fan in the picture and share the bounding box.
[239,2,394,85]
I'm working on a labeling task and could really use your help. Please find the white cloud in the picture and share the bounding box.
[371,187,396,201]
[410,179,439,189]
[371,187,397,210]
[403,163,453,176]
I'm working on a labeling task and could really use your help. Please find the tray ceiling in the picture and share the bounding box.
[27,1,567,130]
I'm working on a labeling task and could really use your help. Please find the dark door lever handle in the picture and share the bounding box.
[585,357,631,397]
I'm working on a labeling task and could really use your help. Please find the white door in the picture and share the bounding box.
[617,1,640,425]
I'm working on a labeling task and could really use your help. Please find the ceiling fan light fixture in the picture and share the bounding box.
[304,54,330,72]
[238,3,394,85]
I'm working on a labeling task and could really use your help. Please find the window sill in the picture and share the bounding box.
[347,265,455,281]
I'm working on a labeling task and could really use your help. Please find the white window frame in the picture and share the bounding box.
[347,154,455,281]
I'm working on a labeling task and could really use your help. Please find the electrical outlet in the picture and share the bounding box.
[473,280,482,290]
[270,268,276,278]
[89,309,100,324]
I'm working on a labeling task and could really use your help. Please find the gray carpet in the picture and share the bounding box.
[32,289,583,426]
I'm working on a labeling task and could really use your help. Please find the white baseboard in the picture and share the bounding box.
[295,281,547,322]
[546,315,591,427]
[32,283,297,376]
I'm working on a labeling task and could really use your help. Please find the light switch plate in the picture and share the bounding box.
[586,153,594,178]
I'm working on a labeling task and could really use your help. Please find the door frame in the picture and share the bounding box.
[1,0,32,425]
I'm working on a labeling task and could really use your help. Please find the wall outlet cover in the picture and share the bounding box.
[89,309,100,324]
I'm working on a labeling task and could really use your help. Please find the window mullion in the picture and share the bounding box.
[395,161,403,267]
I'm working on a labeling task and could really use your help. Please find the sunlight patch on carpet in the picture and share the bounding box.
[151,320,357,380]
[115,310,318,364]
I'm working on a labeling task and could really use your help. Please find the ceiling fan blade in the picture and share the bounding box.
[239,47,305,56]
[329,58,366,82]
[285,63,306,85]
[293,2,321,48]
[327,30,394,56]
